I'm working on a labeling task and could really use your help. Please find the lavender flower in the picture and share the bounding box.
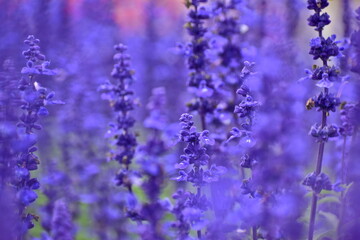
[172,113,225,238]
[227,62,258,149]
[301,2,343,239]
[174,114,225,186]
[99,43,137,188]
[13,35,62,237]
[99,43,144,238]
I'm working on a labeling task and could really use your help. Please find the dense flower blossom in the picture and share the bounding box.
[2,1,360,240]
[172,113,225,237]
[174,114,225,186]
[227,62,258,149]
[303,172,332,193]
[311,91,340,112]
[309,35,340,61]
[234,95,259,118]
[307,12,330,31]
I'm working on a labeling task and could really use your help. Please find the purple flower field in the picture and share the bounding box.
[1,0,360,239]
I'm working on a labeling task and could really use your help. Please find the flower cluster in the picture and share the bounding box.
[12,35,62,236]
[227,62,258,150]
[222,60,260,236]
[309,35,340,62]
[301,65,341,88]
[174,114,224,186]
[99,43,145,237]
[172,113,225,237]
[300,1,343,89]
[307,0,330,31]
[311,91,340,112]
[309,123,339,142]
[99,44,137,188]
[303,172,332,193]
[21,36,56,76]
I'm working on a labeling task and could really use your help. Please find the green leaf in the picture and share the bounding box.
[315,230,336,240]
[318,196,341,205]
[132,185,148,203]
[319,210,339,230]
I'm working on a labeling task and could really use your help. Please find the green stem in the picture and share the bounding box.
[308,99,327,240]
[252,226,258,240]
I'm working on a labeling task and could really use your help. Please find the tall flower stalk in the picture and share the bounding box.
[211,0,244,128]
[99,43,141,237]
[14,35,63,239]
[301,1,343,239]
[100,43,137,191]
[137,87,170,240]
[226,61,259,239]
